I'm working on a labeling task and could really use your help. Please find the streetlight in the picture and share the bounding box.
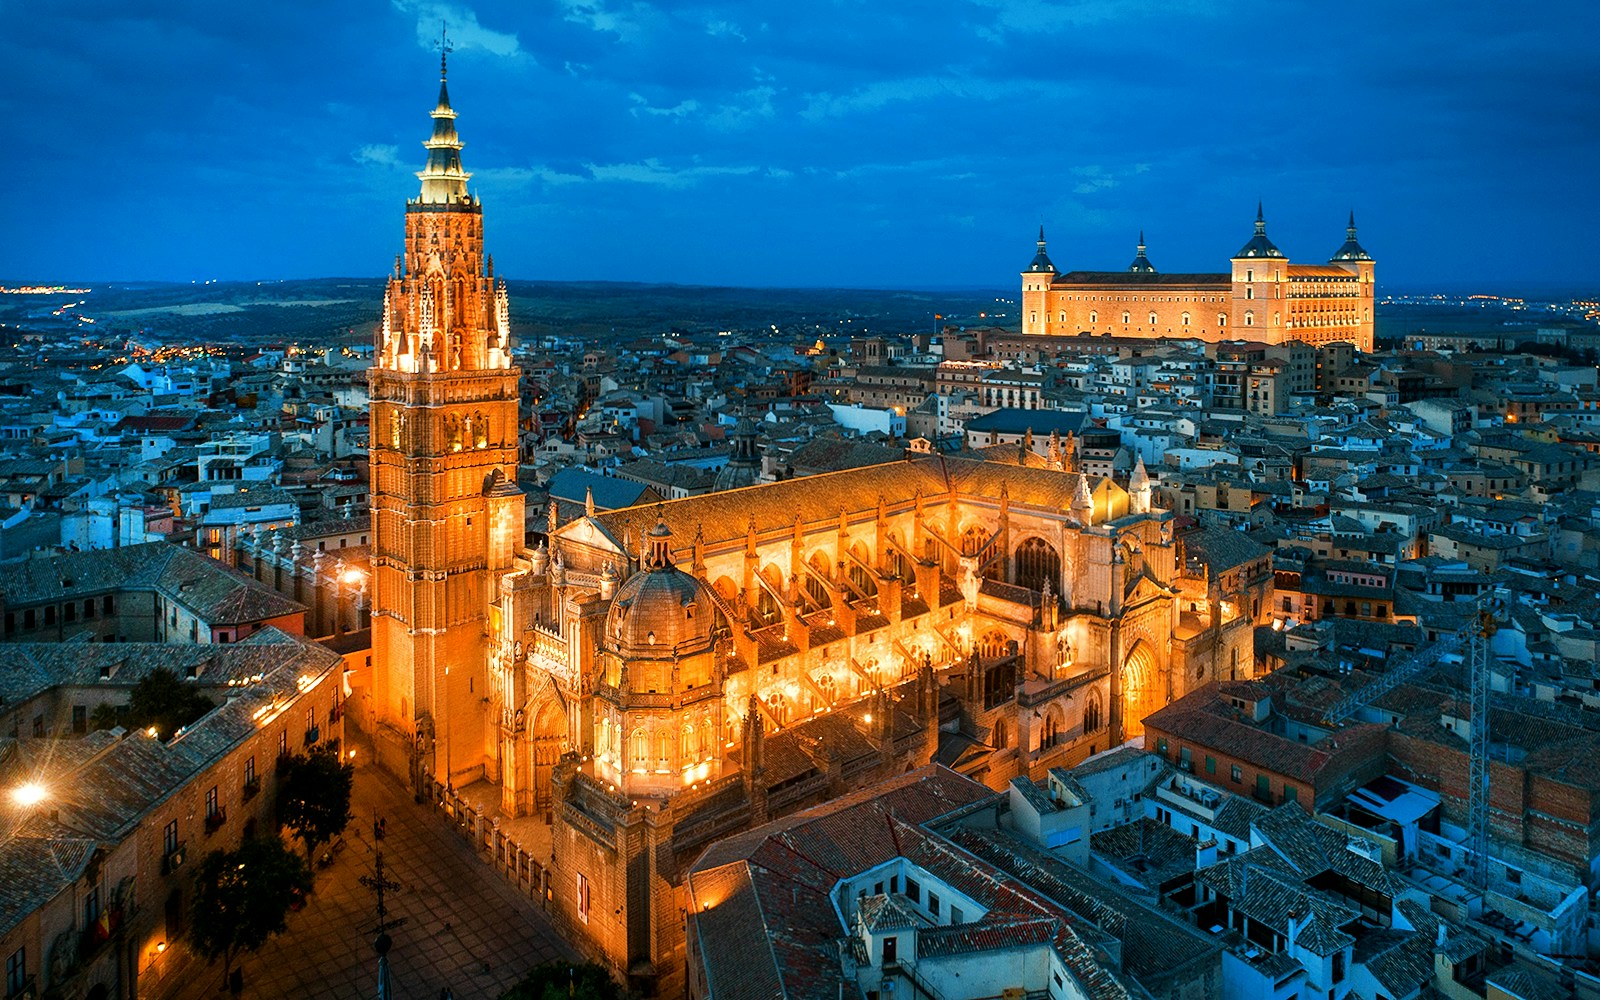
[11,782,46,807]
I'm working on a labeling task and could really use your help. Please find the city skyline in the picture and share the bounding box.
[3,1,1596,290]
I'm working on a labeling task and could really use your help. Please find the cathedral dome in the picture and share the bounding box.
[603,519,716,658]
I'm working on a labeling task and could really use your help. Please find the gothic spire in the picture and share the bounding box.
[415,46,473,207]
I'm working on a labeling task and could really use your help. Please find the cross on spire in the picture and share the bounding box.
[359,850,408,937]
[437,21,453,79]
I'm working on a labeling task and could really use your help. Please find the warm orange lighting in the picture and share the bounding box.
[156,941,167,954]
[12,783,47,807]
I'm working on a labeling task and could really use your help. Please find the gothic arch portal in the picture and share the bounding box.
[530,696,568,815]
[1119,639,1162,739]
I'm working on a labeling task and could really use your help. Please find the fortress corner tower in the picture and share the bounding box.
[368,55,522,788]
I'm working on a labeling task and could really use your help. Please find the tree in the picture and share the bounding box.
[500,961,632,1000]
[188,835,312,990]
[127,667,213,740]
[89,703,120,732]
[277,743,354,865]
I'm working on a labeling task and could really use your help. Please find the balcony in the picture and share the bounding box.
[161,843,187,875]
[303,726,320,746]
[242,777,261,802]
[6,974,36,1000]
[205,808,227,835]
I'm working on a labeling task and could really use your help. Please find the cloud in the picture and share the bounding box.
[471,160,787,190]
[1069,163,1152,195]
[353,144,403,167]
[711,87,778,129]
[475,165,587,187]
[704,19,746,42]
[968,0,1205,39]
[800,76,1046,121]
[559,0,654,42]
[629,94,701,119]
[392,0,521,57]
[585,159,766,187]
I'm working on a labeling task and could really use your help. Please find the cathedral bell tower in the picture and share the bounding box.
[369,53,523,790]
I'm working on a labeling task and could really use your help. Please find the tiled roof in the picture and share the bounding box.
[0,541,304,625]
[0,629,338,935]
[586,457,1096,559]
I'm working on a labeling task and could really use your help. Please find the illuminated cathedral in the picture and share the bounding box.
[365,62,1238,996]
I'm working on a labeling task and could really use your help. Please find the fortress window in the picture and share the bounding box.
[1246,287,1254,300]
[1122,312,1130,324]
[1182,312,1191,326]
[1089,311,1097,324]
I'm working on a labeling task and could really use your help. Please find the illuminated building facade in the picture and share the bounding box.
[1021,208,1376,351]
[365,64,1243,996]
[367,54,522,789]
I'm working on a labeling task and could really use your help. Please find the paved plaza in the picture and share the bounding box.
[155,747,573,1000]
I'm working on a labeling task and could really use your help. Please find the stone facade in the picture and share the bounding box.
[1020,210,1376,351]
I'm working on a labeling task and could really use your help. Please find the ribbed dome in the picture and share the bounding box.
[603,517,715,657]
[605,566,715,657]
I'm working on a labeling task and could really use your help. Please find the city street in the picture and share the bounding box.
[155,750,573,1000]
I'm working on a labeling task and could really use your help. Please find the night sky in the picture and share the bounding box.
[4,1,1595,291]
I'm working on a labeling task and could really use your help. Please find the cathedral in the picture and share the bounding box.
[365,62,1238,996]
[1020,207,1376,350]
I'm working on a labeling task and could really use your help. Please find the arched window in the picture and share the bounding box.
[1015,537,1060,593]
[1122,311,1131,324]
[1149,312,1158,326]
[1182,312,1191,326]
[1089,310,1098,324]
[817,672,837,705]
[630,728,648,772]
[960,525,989,557]
[473,411,489,449]
[1040,708,1062,749]
[1244,312,1254,327]
[656,730,672,771]
[1084,693,1103,733]
[993,718,1009,750]
[1219,313,1228,327]
[979,630,1009,659]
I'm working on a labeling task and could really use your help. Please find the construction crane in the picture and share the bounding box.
[1320,603,1499,891]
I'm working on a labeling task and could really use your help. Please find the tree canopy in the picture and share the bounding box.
[500,961,632,1000]
[188,835,312,988]
[277,742,354,863]
[127,667,214,740]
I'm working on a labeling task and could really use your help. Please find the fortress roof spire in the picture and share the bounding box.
[1234,202,1283,259]
[1330,209,1373,262]
[1026,224,1056,274]
[415,28,473,208]
[1127,229,1156,273]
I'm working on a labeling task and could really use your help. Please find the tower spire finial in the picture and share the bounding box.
[438,21,452,80]
[1038,223,1046,244]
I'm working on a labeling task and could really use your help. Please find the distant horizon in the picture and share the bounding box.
[4,275,1597,302]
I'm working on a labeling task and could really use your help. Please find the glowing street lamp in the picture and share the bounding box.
[11,782,46,807]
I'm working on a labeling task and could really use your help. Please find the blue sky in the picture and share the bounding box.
[3,1,1595,290]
